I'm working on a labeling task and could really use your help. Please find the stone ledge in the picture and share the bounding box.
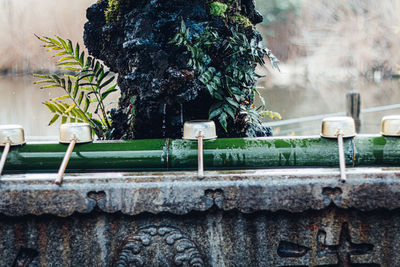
[1,167,400,217]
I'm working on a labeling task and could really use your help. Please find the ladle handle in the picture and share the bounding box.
[197,132,204,177]
[55,139,76,186]
[337,133,346,182]
[0,141,11,176]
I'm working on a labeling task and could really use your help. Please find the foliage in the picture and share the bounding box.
[105,0,124,24]
[209,2,228,18]
[169,21,280,131]
[232,15,253,28]
[33,35,118,139]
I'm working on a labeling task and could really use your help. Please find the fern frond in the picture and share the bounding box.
[33,35,119,139]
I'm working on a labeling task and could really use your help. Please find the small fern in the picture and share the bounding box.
[33,35,118,139]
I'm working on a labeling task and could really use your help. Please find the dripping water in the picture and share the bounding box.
[180,103,184,136]
[162,103,167,137]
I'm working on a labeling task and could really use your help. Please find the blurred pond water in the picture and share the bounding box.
[0,75,399,138]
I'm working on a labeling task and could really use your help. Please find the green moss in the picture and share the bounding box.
[232,14,253,28]
[210,2,228,18]
[105,0,122,24]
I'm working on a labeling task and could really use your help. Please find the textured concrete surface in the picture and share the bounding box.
[1,168,400,266]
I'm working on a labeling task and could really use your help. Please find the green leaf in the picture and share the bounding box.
[67,78,72,94]
[213,76,221,85]
[64,103,76,114]
[79,51,85,66]
[57,56,75,63]
[226,97,240,108]
[99,76,115,89]
[64,74,79,80]
[53,51,69,57]
[47,37,62,47]
[48,114,60,125]
[51,95,70,101]
[61,67,81,72]
[67,39,73,54]
[209,108,223,119]
[168,33,179,44]
[77,91,84,105]
[224,105,236,119]
[43,102,58,113]
[61,116,68,124]
[56,36,68,51]
[40,84,60,89]
[33,74,51,79]
[74,108,88,122]
[48,47,62,51]
[84,97,90,112]
[72,82,79,99]
[180,20,186,34]
[50,75,61,84]
[219,112,228,131]
[57,62,80,66]
[101,87,117,101]
[55,102,66,112]
[75,43,80,59]
[34,79,55,84]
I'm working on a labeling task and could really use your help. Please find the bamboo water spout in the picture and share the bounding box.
[0,135,399,174]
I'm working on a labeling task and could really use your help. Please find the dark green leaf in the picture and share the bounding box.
[43,102,58,113]
[48,114,60,125]
[34,79,55,84]
[75,43,80,59]
[56,36,68,51]
[67,40,73,54]
[77,91,84,105]
[67,78,72,94]
[33,74,51,79]
[219,112,228,131]
[209,108,223,119]
[101,87,117,101]
[84,97,90,112]
[55,102,66,112]
[180,20,186,34]
[224,105,236,119]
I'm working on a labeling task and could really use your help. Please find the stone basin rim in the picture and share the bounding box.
[1,167,400,217]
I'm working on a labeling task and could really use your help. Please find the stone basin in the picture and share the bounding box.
[1,136,400,266]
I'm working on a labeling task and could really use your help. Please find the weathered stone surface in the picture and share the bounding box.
[1,168,400,217]
[1,168,400,266]
[0,207,398,266]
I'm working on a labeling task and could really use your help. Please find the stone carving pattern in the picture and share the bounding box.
[277,223,379,266]
[114,226,204,267]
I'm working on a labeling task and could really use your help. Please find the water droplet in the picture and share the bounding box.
[162,103,167,137]
[180,103,184,135]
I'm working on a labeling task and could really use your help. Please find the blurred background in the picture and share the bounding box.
[0,0,399,137]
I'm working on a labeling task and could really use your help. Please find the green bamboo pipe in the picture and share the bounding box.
[0,135,399,173]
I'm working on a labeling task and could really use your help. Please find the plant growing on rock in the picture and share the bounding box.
[169,21,280,131]
[84,0,279,139]
[33,35,118,139]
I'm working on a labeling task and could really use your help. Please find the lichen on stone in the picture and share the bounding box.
[105,0,122,24]
[209,2,228,18]
[232,14,253,28]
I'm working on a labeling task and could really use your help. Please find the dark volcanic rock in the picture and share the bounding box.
[84,0,272,139]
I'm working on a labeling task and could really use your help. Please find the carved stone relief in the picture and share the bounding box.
[113,226,204,267]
